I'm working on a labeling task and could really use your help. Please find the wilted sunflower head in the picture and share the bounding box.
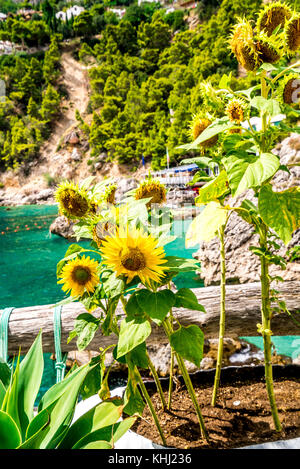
[92,220,116,248]
[135,179,167,209]
[99,226,168,285]
[257,1,292,36]
[254,33,282,64]
[188,114,218,148]
[285,14,300,53]
[229,19,261,72]
[225,98,247,124]
[103,183,117,205]
[57,255,99,298]
[277,73,300,104]
[55,181,91,219]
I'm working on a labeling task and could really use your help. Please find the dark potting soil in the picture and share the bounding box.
[131,365,300,449]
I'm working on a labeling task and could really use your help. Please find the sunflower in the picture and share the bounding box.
[100,226,167,285]
[229,20,261,72]
[58,255,100,297]
[103,184,117,205]
[188,114,217,148]
[277,73,300,104]
[93,220,116,247]
[254,33,282,64]
[285,14,300,53]
[225,98,247,124]
[257,2,292,36]
[135,179,167,209]
[55,181,90,219]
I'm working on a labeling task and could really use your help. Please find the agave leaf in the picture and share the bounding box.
[0,410,22,449]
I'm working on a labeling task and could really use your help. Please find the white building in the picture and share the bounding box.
[138,0,160,6]
[108,8,126,18]
[0,13,7,22]
[56,6,85,22]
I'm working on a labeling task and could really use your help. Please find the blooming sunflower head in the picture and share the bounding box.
[254,33,282,64]
[257,1,292,36]
[188,114,218,148]
[285,13,300,53]
[225,98,247,124]
[55,181,91,219]
[277,73,300,105]
[100,226,167,285]
[135,179,167,209]
[58,255,100,298]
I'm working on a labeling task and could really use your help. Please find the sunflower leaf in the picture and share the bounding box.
[170,325,204,367]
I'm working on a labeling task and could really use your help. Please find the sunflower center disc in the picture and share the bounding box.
[121,248,146,271]
[72,266,91,285]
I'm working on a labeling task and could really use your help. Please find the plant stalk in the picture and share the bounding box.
[168,348,175,410]
[259,225,282,432]
[211,224,226,406]
[147,353,167,411]
[135,368,167,446]
[163,319,209,442]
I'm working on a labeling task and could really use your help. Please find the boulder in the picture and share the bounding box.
[49,215,75,239]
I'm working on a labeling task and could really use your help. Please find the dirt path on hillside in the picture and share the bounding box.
[22,49,90,189]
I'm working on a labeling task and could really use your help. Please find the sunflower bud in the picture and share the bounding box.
[229,19,261,72]
[188,114,218,148]
[55,181,91,219]
[225,98,247,124]
[135,179,167,209]
[254,34,281,64]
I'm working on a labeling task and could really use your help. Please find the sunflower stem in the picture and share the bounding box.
[259,224,282,432]
[211,223,226,407]
[163,318,209,442]
[147,353,167,411]
[135,367,167,446]
[168,348,175,410]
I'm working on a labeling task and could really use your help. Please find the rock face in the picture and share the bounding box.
[49,215,75,239]
[194,134,300,286]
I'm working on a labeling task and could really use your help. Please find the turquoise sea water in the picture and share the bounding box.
[0,204,298,397]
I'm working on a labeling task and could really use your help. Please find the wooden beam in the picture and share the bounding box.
[4,281,300,355]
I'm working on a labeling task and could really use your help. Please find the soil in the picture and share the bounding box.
[131,366,300,449]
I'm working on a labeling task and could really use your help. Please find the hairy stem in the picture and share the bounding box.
[147,354,167,411]
[211,224,226,406]
[163,319,209,442]
[135,367,167,446]
[259,225,282,432]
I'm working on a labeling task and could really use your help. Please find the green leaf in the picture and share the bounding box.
[163,256,200,273]
[19,409,50,449]
[136,289,176,324]
[175,288,206,312]
[68,313,100,351]
[186,202,228,246]
[258,184,300,245]
[0,359,11,389]
[17,331,44,440]
[56,244,86,276]
[250,96,281,117]
[37,362,96,448]
[117,317,151,358]
[123,377,145,416]
[58,398,124,449]
[114,342,149,369]
[79,440,113,449]
[0,410,22,449]
[223,152,280,197]
[170,325,204,367]
[195,170,229,205]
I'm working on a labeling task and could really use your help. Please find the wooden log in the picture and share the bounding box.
[4,281,300,355]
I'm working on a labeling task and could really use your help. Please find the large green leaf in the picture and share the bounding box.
[117,317,151,358]
[223,152,280,197]
[58,398,124,449]
[0,410,21,449]
[37,362,95,448]
[0,359,11,389]
[68,313,100,351]
[17,331,44,440]
[18,409,50,449]
[135,289,176,324]
[186,202,228,246]
[175,288,206,312]
[250,96,281,117]
[170,325,204,367]
[72,417,136,449]
[195,170,229,205]
[258,184,300,245]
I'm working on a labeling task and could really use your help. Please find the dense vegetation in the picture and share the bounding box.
[1,0,299,171]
